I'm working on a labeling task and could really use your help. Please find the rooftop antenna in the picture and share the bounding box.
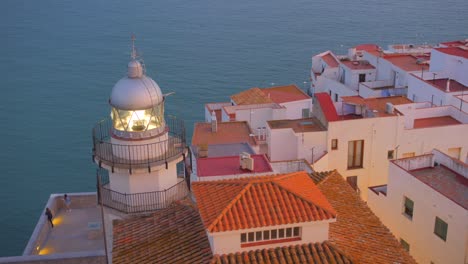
[131,34,137,60]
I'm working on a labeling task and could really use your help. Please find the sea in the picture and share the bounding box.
[1,0,466,256]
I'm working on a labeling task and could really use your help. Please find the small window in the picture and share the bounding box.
[241,233,247,243]
[302,108,310,118]
[387,150,394,159]
[271,229,277,239]
[434,217,448,241]
[255,231,262,241]
[400,238,410,252]
[263,230,270,240]
[348,140,364,169]
[359,73,366,82]
[329,90,332,96]
[279,229,285,238]
[293,227,300,237]
[331,139,338,150]
[286,228,292,237]
[403,197,414,219]
[346,176,358,191]
[334,93,338,102]
[248,232,254,242]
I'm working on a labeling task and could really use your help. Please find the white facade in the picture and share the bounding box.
[367,150,468,264]
[267,101,468,200]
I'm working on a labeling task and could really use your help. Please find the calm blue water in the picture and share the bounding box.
[1,0,466,256]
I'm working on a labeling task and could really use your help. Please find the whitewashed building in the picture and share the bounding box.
[368,149,468,264]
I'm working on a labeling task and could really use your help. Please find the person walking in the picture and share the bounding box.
[64,194,71,212]
[45,208,54,228]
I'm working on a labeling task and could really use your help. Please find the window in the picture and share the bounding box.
[293,227,300,236]
[329,90,332,96]
[387,150,394,159]
[241,227,301,246]
[302,108,310,118]
[347,140,364,169]
[403,197,414,219]
[334,93,338,102]
[346,176,358,191]
[400,239,410,252]
[434,217,448,241]
[248,232,254,242]
[359,73,366,82]
[331,139,338,150]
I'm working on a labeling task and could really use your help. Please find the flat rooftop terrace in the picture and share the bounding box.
[39,207,104,255]
[410,165,468,209]
[413,116,462,128]
[425,78,467,93]
[268,117,326,132]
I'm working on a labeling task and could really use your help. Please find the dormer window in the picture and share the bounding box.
[240,227,302,247]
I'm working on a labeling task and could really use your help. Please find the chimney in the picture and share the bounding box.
[211,111,217,132]
[446,79,451,92]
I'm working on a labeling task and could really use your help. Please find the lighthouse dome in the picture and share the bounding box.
[109,60,163,111]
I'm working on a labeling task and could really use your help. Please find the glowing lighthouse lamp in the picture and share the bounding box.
[92,36,187,212]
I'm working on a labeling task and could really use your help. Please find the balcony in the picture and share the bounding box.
[92,115,186,170]
[97,170,189,214]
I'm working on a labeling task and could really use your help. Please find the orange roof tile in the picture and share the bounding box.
[192,121,256,146]
[112,201,213,264]
[231,88,274,105]
[316,171,417,264]
[261,84,311,104]
[192,172,336,233]
[211,242,354,264]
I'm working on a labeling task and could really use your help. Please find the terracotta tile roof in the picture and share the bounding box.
[315,93,339,122]
[231,88,274,105]
[112,201,213,264]
[211,242,354,264]
[192,172,336,233]
[321,53,339,68]
[262,84,311,104]
[435,47,468,59]
[197,154,273,177]
[341,60,375,70]
[192,121,256,146]
[316,171,417,264]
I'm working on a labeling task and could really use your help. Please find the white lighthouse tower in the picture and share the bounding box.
[92,37,188,213]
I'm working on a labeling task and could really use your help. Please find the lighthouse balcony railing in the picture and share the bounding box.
[97,170,189,214]
[92,115,186,168]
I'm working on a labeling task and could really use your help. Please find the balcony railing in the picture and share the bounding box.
[92,115,186,169]
[97,170,189,214]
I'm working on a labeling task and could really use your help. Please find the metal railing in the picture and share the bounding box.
[92,115,186,169]
[97,170,189,214]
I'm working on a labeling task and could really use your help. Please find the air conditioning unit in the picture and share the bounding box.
[240,152,254,171]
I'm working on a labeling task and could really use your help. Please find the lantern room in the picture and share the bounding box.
[109,59,166,139]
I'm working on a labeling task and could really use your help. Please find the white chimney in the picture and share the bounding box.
[446,79,451,92]
[211,111,217,133]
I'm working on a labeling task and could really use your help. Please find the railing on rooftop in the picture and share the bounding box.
[97,170,189,214]
[92,115,186,169]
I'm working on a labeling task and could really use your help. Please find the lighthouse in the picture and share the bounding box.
[92,37,188,213]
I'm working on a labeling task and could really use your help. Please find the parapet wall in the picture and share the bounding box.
[0,193,105,264]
